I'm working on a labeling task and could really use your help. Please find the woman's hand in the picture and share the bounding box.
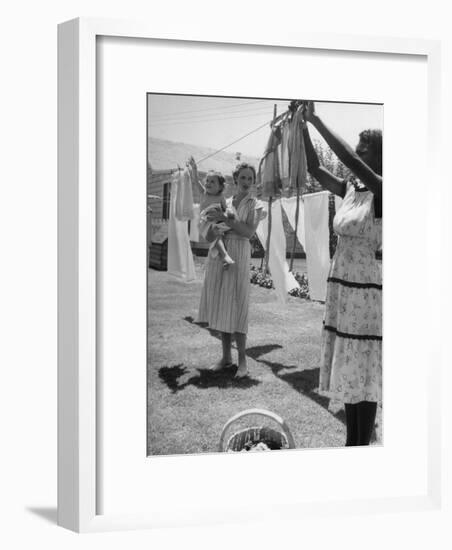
[206,210,227,223]
[303,101,316,124]
[188,156,197,170]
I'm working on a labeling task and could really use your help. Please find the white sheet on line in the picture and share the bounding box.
[255,199,299,304]
[167,172,196,282]
[281,196,306,249]
[175,168,194,221]
[303,191,330,301]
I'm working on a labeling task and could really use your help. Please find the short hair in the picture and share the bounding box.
[205,171,226,192]
[233,162,257,184]
[359,129,382,159]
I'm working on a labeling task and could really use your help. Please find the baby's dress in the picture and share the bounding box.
[198,202,232,257]
[319,180,382,404]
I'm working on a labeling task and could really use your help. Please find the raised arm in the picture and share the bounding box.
[302,122,346,197]
[188,156,205,192]
[304,102,382,197]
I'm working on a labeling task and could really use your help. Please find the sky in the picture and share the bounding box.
[147,94,383,160]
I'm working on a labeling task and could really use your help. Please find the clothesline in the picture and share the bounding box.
[196,106,294,166]
[196,119,274,165]
[150,107,283,127]
[162,103,303,176]
[159,119,276,174]
[150,99,273,122]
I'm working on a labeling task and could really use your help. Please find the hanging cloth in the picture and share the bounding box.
[175,167,194,221]
[255,199,299,304]
[279,113,291,188]
[303,191,330,301]
[287,105,308,194]
[167,171,196,281]
[281,196,306,250]
[258,125,282,198]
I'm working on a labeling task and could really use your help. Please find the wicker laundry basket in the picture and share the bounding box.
[219,408,296,452]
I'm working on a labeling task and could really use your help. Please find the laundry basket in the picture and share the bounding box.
[219,408,296,452]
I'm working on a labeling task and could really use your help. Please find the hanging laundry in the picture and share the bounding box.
[258,125,282,198]
[175,167,194,221]
[255,199,299,304]
[167,171,196,282]
[303,191,330,301]
[279,113,291,188]
[287,105,308,194]
[281,196,306,250]
[189,203,200,242]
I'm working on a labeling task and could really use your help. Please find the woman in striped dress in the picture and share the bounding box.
[197,163,264,378]
[302,101,382,446]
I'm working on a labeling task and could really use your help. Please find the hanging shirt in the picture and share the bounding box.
[303,191,330,301]
[167,171,196,282]
[287,106,308,194]
[255,199,299,304]
[279,114,291,188]
[258,126,282,198]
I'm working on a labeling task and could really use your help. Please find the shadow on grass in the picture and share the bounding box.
[182,315,346,425]
[184,316,219,338]
[184,316,283,359]
[255,358,346,424]
[159,364,260,393]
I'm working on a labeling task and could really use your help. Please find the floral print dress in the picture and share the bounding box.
[319,180,382,404]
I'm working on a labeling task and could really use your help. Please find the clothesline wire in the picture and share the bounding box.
[150,101,286,123]
[151,110,277,128]
[196,109,290,166]
[159,108,291,172]
[149,99,267,120]
[195,120,272,165]
[150,103,290,126]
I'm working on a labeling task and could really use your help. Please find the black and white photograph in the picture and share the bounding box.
[147,94,383,455]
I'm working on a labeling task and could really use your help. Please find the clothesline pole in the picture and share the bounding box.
[264,197,273,275]
[290,187,300,272]
[264,104,277,275]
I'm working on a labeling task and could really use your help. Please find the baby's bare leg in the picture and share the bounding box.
[215,237,234,268]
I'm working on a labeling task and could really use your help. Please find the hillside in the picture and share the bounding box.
[148,137,261,174]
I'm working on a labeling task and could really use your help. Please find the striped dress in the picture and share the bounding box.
[320,180,382,404]
[197,194,262,334]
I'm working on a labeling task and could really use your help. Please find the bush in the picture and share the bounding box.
[250,266,310,299]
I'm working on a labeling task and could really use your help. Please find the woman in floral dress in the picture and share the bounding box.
[302,101,382,446]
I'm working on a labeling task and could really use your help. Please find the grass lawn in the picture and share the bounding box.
[147,258,382,455]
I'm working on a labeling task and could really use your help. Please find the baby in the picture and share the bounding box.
[199,171,235,268]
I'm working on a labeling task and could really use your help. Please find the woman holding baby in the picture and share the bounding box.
[194,161,264,378]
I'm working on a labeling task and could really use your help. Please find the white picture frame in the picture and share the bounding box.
[58,17,443,533]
